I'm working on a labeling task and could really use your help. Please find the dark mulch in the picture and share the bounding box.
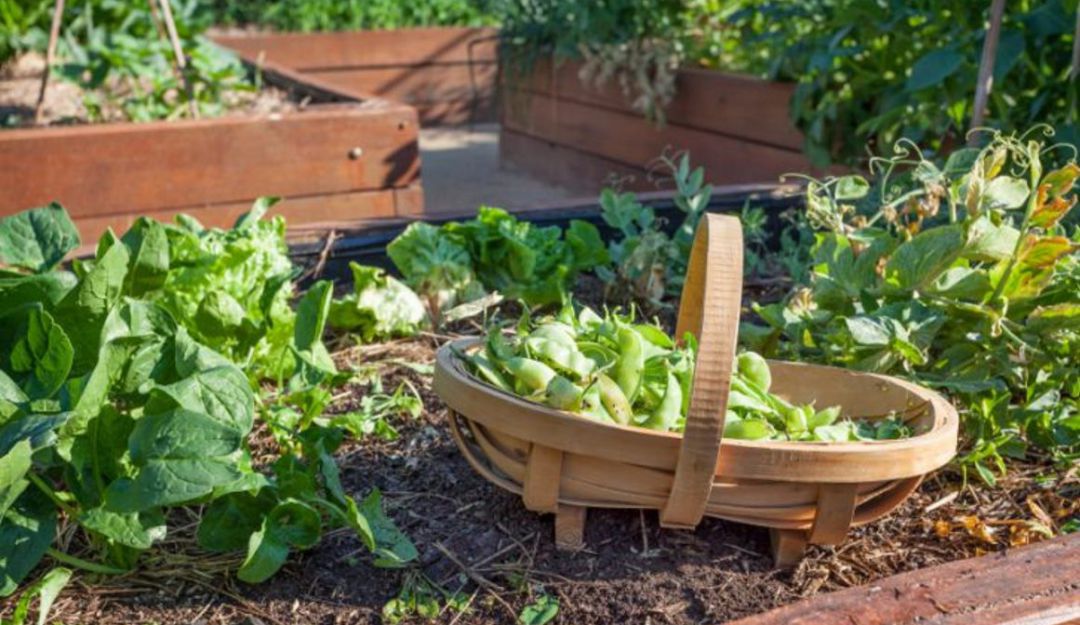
[20,332,1077,625]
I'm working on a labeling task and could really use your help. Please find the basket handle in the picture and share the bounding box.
[659,213,743,529]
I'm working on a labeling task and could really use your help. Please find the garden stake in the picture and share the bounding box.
[970,0,1006,135]
[33,0,64,125]
[156,0,199,118]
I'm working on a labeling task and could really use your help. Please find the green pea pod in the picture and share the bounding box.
[597,374,633,426]
[466,351,512,393]
[580,384,614,423]
[633,323,675,349]
[807,406,841,430]
[504,357,556,394]
[726,387,775,414]
[578,306,604,330]
[486,331,515,362]
[544,374,584,411]
[784,404,813,438]
[728,376,776,415]
[736,352,772,392]
[532,322,577,347]
[812,422,857,442]
[577,340,617,368]
[724,416,773,440]
[526,337,594,380]
[643,372,682,431]
[614,327,645,401]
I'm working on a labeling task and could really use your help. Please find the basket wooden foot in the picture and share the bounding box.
[770,528,808,568]
[554,504,586,551]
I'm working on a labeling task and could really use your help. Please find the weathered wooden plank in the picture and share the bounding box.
[214,27,498,71]
[729,533,1080,625]
[501,90,812,186]
[504,58,803,151]
[0,103,420,219]
[307,63,496,104]
[305,64,496,124]
[70,185,414,245]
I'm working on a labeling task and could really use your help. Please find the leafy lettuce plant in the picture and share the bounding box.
[0,204,414,596]
[389,207,608,312]
[328,262,429,342]
[149,197,300,381]
[743,128,1080,482]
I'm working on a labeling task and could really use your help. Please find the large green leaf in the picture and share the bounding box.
[52,242,130,376]
[0,441,32,521]
[0,204,80,273]
[883,225,965,291]
[120,218,170,296]
[198,490,275,553]
[928,266,992,301]
[1027,304,1080,333]
[104,405,247,512]
[145,367,254,434]
[294,280,333,352]
[79,507,166,550]
[905,48,964,92]
[237,499,321,583]
[5,308,73,400]
[0,489,57,597]
[348,489,417,568]
[964,216,1019,262]
[982,176,1030,210]
[0,272,77,318]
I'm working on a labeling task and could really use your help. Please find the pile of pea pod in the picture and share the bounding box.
[460,305,913,441]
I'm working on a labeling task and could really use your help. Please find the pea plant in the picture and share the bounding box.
[0,203,416,601]
[596,153,712,308]
[742,127,1080,482]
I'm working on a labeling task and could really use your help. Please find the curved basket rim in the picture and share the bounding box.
[435,337,959,482]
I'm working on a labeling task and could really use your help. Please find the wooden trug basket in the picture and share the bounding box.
[433,214,959,566]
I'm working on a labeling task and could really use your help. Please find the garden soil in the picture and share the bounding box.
[28,327,1076,625]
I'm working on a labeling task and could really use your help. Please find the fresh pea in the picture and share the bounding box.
[783,404,814,439]
[504,357,556,394]
[727,386,775,414]
[614,326,645,401]
[466,351,512,393]
[597,374,633,425]
[737,352,772,392]
[812,422,858,442]
[545,374,584,411]
[580,384,614,423]
[724,415,773,440]
[577,340,617,368]
[807,406,841,430]
[526,336,594,380]
[643,372,682,430]
[633,323,675,349]
[532,322,577,347]
[578,306,603,330]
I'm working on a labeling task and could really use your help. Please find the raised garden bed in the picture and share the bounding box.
[0,58,421,244]
[500,59,818,195]
[214,27,499,126]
